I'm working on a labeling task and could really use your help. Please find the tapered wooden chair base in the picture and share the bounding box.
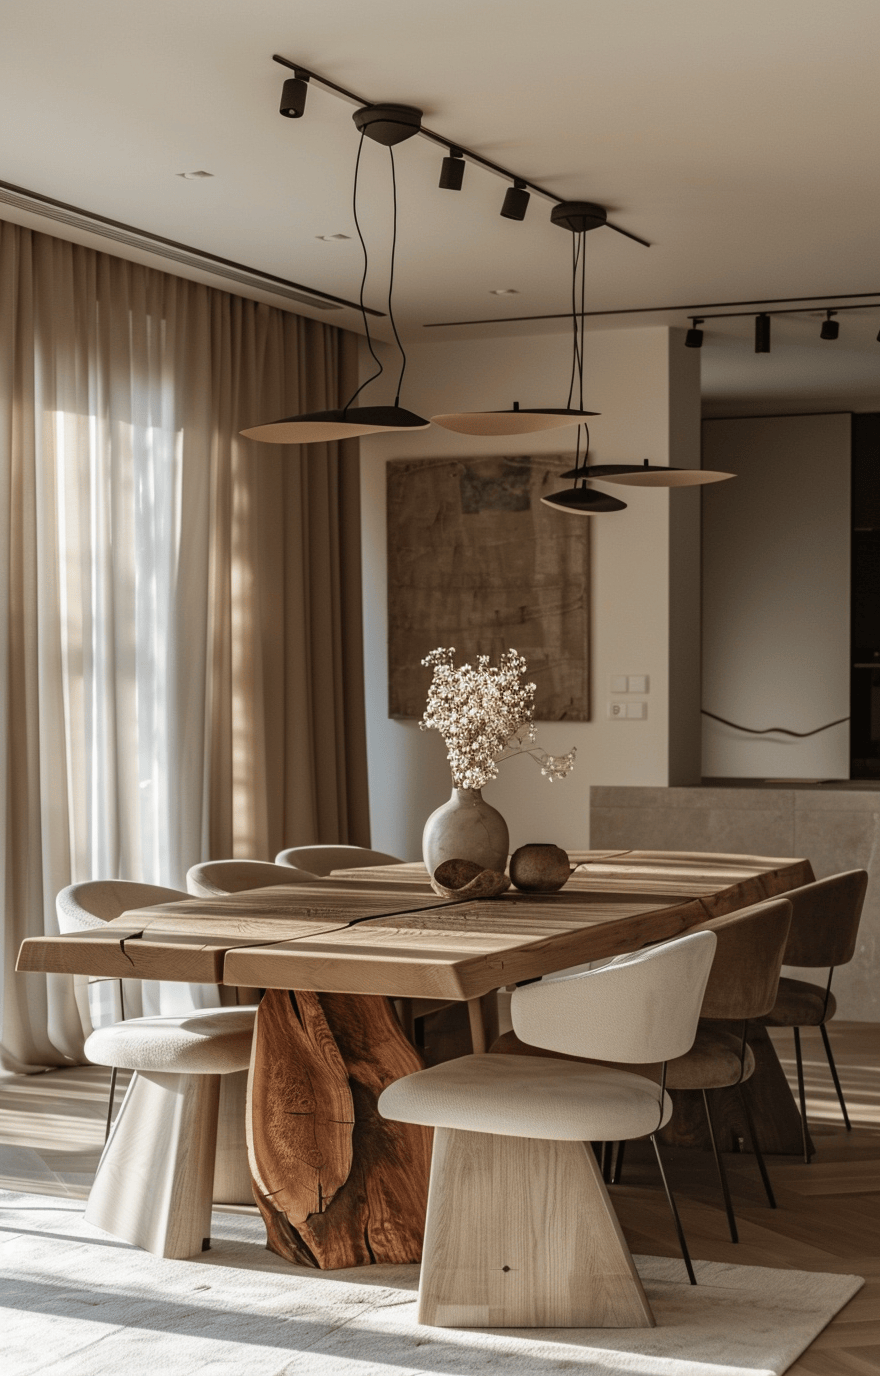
[213,1069,253,1204]
[418,1128,654,1329]
[85,1070,220,1258]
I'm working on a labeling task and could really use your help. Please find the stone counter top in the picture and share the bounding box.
[703,778,880,791]
[591,784,880,1021]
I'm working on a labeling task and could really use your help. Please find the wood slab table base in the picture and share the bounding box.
[418,1127,654,1328]
[247,989,431,1269]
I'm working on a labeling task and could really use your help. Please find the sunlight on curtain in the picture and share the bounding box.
[0,222,367,1070]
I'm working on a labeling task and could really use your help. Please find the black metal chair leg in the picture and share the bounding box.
[650,1133,696,1285]
[793,1027,811,1163]
[611,1139,626,1185]
[819,1022,851,1131]
[104,1066,118,1144]
[702,1088,738,1242]
[737,1083,776,1208]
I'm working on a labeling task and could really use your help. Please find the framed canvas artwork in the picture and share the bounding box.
[387,454,590,720]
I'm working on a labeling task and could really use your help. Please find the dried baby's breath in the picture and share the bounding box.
[419,647,577,790]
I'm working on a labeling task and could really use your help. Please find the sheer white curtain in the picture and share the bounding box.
[0,222,367,1072]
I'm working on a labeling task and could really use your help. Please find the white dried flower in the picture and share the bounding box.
[419,647,577,790]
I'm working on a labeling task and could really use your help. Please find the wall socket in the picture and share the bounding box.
[608,701,647,719]
[609,675,650,694]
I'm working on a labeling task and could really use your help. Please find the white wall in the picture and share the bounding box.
[702,414,851,779]
[360,326,703,860]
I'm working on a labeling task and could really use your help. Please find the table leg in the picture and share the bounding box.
[247,988,432,1268]
[662,1021,815,1157]
[467,997,487,1053]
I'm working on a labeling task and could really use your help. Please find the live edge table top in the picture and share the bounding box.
[17,850,814,1002]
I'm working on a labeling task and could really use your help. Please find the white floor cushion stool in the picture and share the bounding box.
[84,1006,257,1259]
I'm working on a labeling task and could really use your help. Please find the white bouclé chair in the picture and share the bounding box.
[84,1006,256,1258]
[186,858,318,896]
[379,929,717,1329]
[274,844,402,875]
[57,880,232,1140]
[58,880,260,1252]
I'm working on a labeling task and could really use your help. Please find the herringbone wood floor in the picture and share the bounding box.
[1,1023,877,1371]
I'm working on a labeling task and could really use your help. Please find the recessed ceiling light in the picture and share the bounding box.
[176,170,213,179]
[490,288,519,295]
[315,233,352,241]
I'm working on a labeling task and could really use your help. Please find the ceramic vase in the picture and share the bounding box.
[422,787,509,876]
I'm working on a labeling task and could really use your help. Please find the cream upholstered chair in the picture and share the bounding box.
[379,929,717,1328]
[495,899,793,1243]
[758,870,869,1161]
[275,844,402,874]
[186,858,318,896]
[57,881,228,1140]
[58,880,259,1248]
[84,1006,256,1258]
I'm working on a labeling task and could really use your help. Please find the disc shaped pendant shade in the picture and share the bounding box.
[541,485,627,515]
[431,405,598,437]
[562,461,734,488]
[241,405,430,445]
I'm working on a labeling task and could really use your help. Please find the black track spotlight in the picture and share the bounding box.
[685,318,704,349]
[439,147,465,191]
[500,179,530,221]
[820,309,839,340]
[279,72,310,119]
[755,313,771,353]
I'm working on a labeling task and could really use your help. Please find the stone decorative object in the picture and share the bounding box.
[423,788,509,875]
[509,843,572,893]
[430,858,511,900]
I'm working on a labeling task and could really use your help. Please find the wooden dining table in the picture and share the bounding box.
[17,848,814,1272]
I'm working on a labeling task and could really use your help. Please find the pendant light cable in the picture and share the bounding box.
[387,147,408,407]
[566,232,581,410]
[568,230,590,485]
[343,132,384,413]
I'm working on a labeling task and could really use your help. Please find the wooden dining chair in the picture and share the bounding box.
[59,879,257,1217]
[185,858,319,896]
[490,896,793,1244]
[665,895,793,1241]
[380,930,717,1327]
[757,869,869,1162]
[84,1006,257,1258]
[57,880,208,1140]
[274,844,403,874]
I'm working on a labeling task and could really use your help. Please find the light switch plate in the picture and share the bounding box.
[626,701,647,719]
[610,675,628,694]
[628,675,649,694]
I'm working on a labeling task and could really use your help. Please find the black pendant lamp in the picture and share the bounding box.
[561,459,735,488]
[241,105,429,446]
[541,216,625,515]
[432,203,609,438]
[542,482,627,515]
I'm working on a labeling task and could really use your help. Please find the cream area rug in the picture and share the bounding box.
[0,1190,862,1376]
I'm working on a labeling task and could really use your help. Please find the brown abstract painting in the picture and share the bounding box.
[387,455,590,720]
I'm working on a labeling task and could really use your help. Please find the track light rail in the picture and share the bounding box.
[272,55,650,247]
[424,288,880,328]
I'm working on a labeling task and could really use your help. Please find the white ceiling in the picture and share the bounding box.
[3,0,880,409]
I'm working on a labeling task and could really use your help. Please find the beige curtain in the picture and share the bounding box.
[0,220,369,1072]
